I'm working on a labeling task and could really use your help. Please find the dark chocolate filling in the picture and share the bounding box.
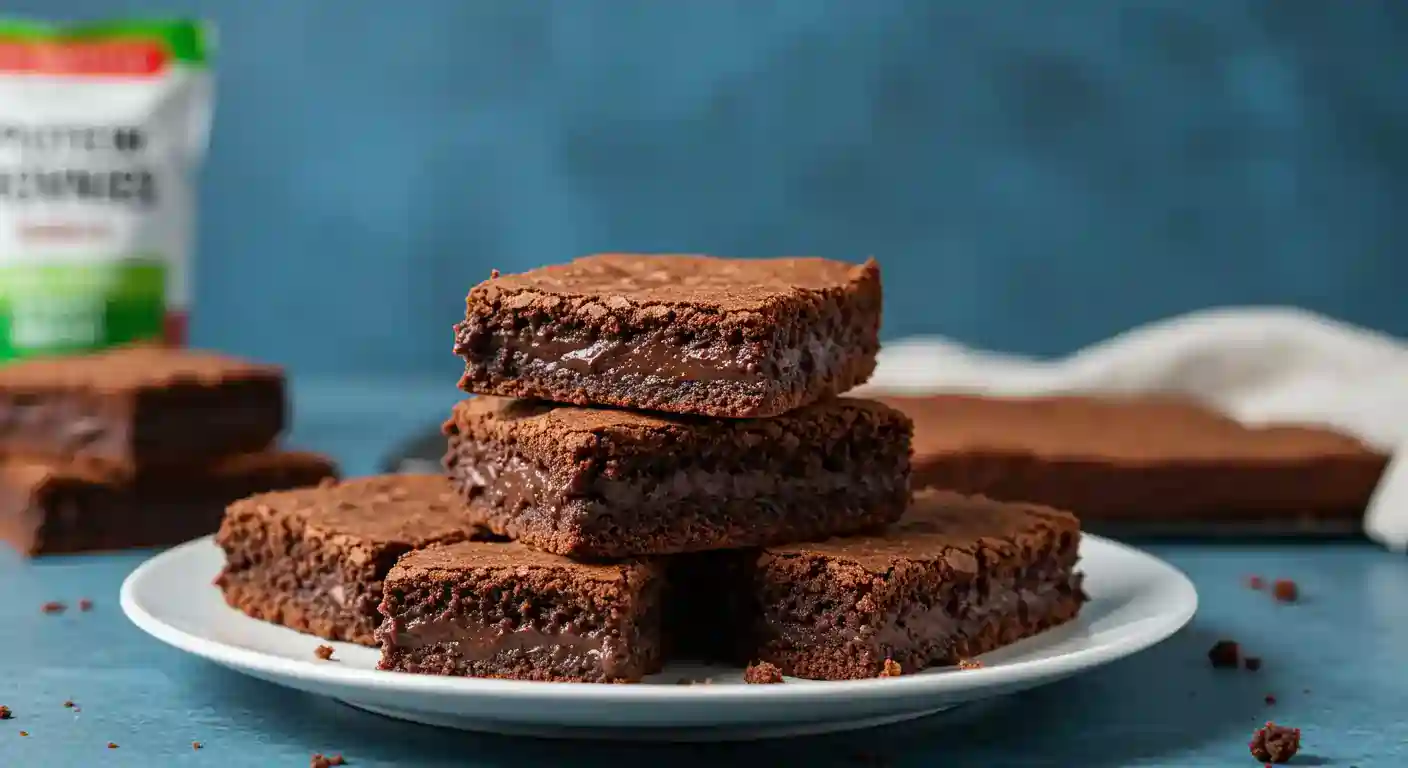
[389,616,622,671]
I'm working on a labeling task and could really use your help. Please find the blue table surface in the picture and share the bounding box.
[2,378,1406,767]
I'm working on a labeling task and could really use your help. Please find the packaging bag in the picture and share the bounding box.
[0,19,214,361]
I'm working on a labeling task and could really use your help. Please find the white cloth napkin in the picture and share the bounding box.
[854,307,1408,550]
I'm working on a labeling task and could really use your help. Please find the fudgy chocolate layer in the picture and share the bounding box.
[454,254,882,418]
[215,475,482,646]
[443,396,913,557]
[376,541,664,683]
[747,490,1087,680]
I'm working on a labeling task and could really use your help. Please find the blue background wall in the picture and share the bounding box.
[13,0,1408,376]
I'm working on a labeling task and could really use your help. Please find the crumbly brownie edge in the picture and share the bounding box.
[215,505,429,646]
[453,261,881,418]
[749,527,1084,680]
[376,559,666,683]
[443,399,913,557]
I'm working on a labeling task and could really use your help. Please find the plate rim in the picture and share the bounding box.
[120,533,1197,706]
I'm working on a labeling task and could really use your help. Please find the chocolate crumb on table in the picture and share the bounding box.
[62,700,73,708]
[215,475,485,646]
[78,599,93,611]
[1244,656,1263,672]
[744,661,784,684]
[1247,575,1265,590]
[311,753,347,768]
[19,730,27,736]
[0,705,10,719]
[41,601,65,614]
[1272,579,1299,603]
[107,742,118,749]
[879,659,902,678]
[314,644,335,661]
[1208,639,1241,668]
[192,741,202,750]
[1265,694,1277,705]
[454,254,884,419]
[1249,721,1300,763]
[444,395,912,558]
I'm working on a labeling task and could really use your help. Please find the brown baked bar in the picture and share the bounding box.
[215,475,484,646]
[0,451,336,556]
[746,490,1086,680]
[880,394,1388,525]
[0,345,286,469]
[443,395,912,558]
[453,254,882,418]
[376,540,665,683]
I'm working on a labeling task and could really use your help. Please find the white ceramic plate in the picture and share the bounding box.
[121,535,1196,741]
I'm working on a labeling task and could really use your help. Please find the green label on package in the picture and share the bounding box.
[0,18,213,361]
[0,259,166,359]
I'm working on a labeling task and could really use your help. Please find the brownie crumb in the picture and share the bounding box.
[193,741,203,750]
[1249,721,1300,763]
[744,661,784,684]
[18,731,27,737]
[1264,694,1277,705]
[957,659,983,670]
[314,644,335,661]
[62,700,74,709]
[1247,575,1265,590]
[78,598,93,612]
[489,268,500,279]
[1271,579,1299,603]
[879,658,902,677]
[1244,657,1263,672]
[41,601,66,614]
[107,742,118,749]
[1208,639,1241,668]
[0,705,10,719]
[311,754,347,767]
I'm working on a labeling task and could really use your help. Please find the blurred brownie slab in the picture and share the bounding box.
[748,490,1085,680]
[0,450,336,557]
[453,254,882,418]
[443,395,912,558]
[377,541,665,683]
[215,475,484,646]
[880,394,1389,525]
[0,345,285,469]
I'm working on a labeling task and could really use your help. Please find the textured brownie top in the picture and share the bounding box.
[226,475,476,546]
[0,345,283,394]
[883,394,1383,464]
[766,489,1080,572]
[474,254,879,314]
[446,395,910,465]
[0,450,336,489]
[389,540,643,583]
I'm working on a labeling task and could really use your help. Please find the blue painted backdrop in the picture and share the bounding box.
[13,0,1408,376]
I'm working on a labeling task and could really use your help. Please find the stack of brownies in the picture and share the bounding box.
[215,254,1086,682]
[0,345,338,556]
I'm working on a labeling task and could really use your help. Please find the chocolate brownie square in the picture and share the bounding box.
[376,540,665,683]
[0,451,336,556]
[0,345,286,469]
[881,394,1388,525]
[453,254,882,418]
[443,395,912,558]
[747,490,1085,680]
[215,475,484,645]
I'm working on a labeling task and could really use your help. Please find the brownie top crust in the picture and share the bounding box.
[446,394,910,466]
[0,345,283,394]
[226,475,476,546]
[767,489,1080,572]
[390,540,644,582]
[882,394,1383,464]
[474,254,878,314]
